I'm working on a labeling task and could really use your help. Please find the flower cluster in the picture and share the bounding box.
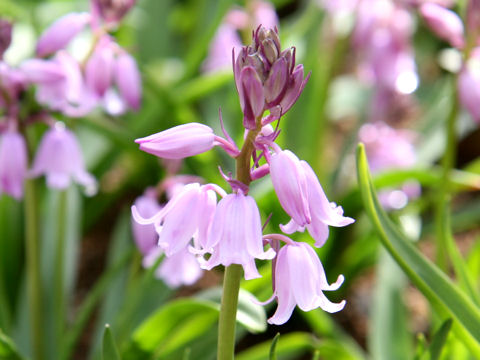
[419,0,480,123]
[132,26,354,324]
[0,1,139,199]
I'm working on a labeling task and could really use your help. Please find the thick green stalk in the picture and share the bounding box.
[54,190,68,349]
[24,178,44,360]
[217,123,262,360]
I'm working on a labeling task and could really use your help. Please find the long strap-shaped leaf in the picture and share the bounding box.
[356,144,480,349]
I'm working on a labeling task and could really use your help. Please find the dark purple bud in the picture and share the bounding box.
[92,0,136,24]
[264,57,288,105]
[239,66,265,129]
[0,19,12,59]
[261,37,279,65]
[279,65,310,114]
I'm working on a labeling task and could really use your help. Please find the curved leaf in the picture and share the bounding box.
[356,143,480,351]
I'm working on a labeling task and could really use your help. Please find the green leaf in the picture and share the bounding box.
[196,287,267,333]
[102,325,121,360]
[123,299,219,359]
[427,319,453,360]
[356,143,480,352]
[269,333,280,360]
[236,332,314,360]
[0,329,24,360]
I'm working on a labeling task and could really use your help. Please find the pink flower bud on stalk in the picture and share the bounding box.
[0,130,28,199]
[420,3,465,48]
[0,19,12,59]
[36,12,91,57]
[29,123,96,193]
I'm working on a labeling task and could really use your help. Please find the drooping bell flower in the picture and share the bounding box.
[269,148,354,247]
[85,36,115,98]
[114,52,141,111]
[0,130,27,199]
[143,246,203,288]
[135,123,216,159]
[458,50,480,123]
[419,3,465,48]
[22,51,97,117]
[264,241,345,325]
[132,183,222,257]
[201,192,275,280]
[36,12,91,57]
[29,123,96,192]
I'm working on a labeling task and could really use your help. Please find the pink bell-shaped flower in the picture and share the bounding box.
[143,246,203,288]
[458,52,480,122]
[132,183,222,257]
[269,148,354,247]
[135,123,216,159]
[29,123,96,192]
[36,12,91,57]
[266,241,345,325]
[85,36,115,98]
[202,192,275,280]
[0,130,27,199]
[420,3,465,48]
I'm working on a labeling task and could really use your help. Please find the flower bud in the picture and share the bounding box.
[0,19,12,59]
[238,66,265,129]
[114,52,141,111]
[420,3,465,48]
[36,12,91,57]
[135,123,215,159]
[0,131,27,199]
[92,0,136,24]
[85,37,115,97]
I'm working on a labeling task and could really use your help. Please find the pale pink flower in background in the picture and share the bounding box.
[131,189,162,255]
[458,50,480,123]
[90,0,137,26]
[264,241,345,325]
[203,1,278,73]
[36,12,91,57]
[30,123,96,192]
[114,52,142,111]
[420,3,465,48]
[0,130,27,199]
[202,192,275,280]
[85,36,115,98]
[359,122,420,209]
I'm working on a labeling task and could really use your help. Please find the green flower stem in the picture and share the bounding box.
[54,190,68,348]
[434,80,480,304]
[24,178,44,360]
[217,122,262,360]
[434,85,458,270]
[217,264,243,360]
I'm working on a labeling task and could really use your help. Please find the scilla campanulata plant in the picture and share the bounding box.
[132,26,354,360]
